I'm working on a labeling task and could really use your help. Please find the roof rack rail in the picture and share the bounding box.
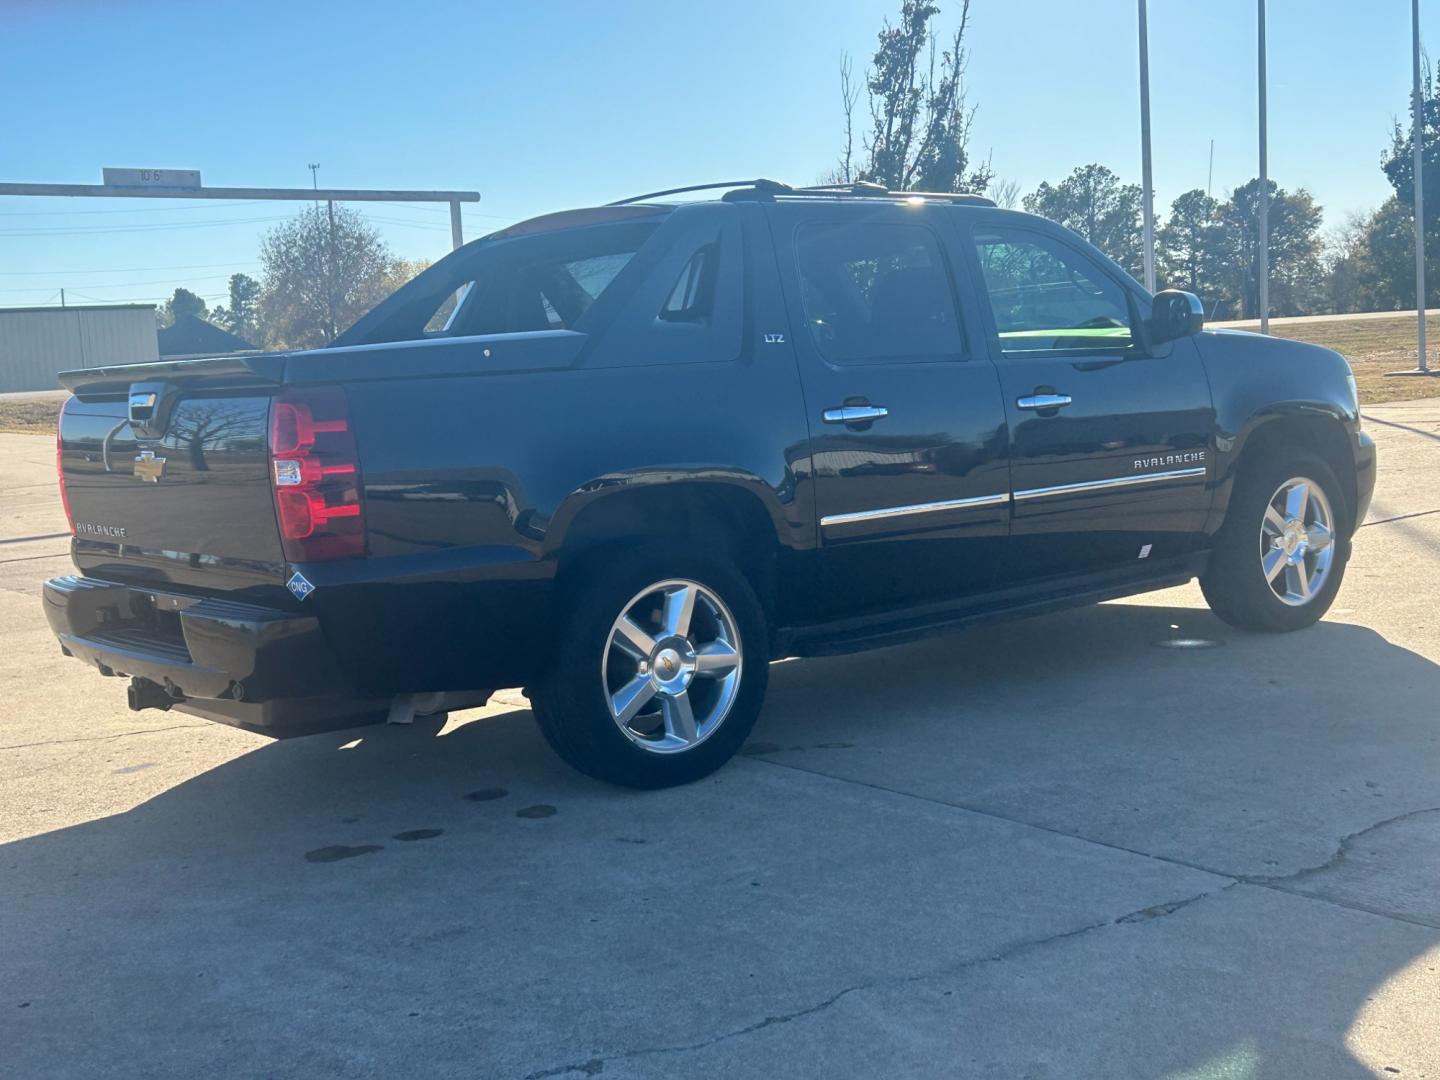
[607,179,790,206]
[608,178,998,208]
[790,181,996,206]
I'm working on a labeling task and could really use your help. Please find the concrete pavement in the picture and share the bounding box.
[2,403,1438,1078]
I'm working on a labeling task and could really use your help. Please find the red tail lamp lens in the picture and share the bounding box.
[56,397,75,534]
[268,387,364,562]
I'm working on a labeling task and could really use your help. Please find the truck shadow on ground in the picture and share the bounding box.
[3,600,1437,1078]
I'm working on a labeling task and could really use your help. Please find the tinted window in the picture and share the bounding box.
[795,222,962,363]
[446,241,649,336]
[973,227,1135,354]
[337,219,661,345]
[580,211,745,368]
[659,243,718,323]
[423,285,470,333]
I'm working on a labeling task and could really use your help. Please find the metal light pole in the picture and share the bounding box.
[1257,0,1269,333]
[1138,0,1156,292]
[1388,0,1437,376]
[1413,0,1428,372]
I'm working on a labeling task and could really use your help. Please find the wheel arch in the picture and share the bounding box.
[1214,408,1359,536]
[547,477,788,622]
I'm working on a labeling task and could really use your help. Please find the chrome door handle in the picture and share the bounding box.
[1016,394,1072,411]
[822,405,889,424]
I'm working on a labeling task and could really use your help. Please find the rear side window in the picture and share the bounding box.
[423,285,470,333]
[973,227,1135,354]
[581,209,745,369]
[794,222,962,364]
[565,254,638,307]
[337,217,665,346]
[445,235,652,336]
[659,244,719,323]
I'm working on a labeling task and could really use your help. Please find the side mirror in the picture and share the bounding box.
[1149,290,1204,346]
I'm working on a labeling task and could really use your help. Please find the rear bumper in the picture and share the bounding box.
[42,575,387,737]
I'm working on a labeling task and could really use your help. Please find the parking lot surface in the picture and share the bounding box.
[2,402,1438,1079]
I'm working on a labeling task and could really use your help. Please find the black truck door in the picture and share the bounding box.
[958,215,1214,580]
[766,201,1011,619]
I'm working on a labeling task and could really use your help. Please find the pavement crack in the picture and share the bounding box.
[1246,806,1440,887]
[522,883,1236,1079]
[1230,807,1440,929]
[0,549,69,565]
[749,757,1440,929]
[749,755,1238,882]
[0,531,68,546]
[1361,507,1440,528]
[0,723,209,751]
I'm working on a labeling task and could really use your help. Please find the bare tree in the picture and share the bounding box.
[836,1,990,194]
[167,403,256,472]
[258,205,398,350]
[837,53,861,184]
[986,175,1021,210]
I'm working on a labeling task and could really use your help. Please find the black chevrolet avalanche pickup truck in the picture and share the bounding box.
[44,179,1376,788]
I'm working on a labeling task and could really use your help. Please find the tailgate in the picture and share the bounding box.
[60,376,286,589]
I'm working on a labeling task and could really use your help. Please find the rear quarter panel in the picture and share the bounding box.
[287,203,813,692]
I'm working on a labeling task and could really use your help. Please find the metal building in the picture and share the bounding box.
[0,303,159,393]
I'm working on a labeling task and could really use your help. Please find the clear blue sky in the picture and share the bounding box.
[0,0,1426,310]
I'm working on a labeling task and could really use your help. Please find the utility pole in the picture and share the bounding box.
[308,163,320,209]
[326,199,338,342]
[1412,0,1428,372]
[1257,0,1270,333]
[1138,0,1156,292]
[60,288,65,308]
[1389,0,1436,376]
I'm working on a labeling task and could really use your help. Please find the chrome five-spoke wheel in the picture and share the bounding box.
[1260,476,1336,607]
[602,579,743,753]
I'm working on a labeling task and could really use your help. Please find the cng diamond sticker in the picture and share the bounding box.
[287,571,316,601]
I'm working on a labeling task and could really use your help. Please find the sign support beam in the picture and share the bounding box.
[0,182,479,204]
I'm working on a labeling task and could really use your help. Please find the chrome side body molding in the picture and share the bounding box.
[819,466,1207,534]
[820,492,1011,529]
[1012,466,1207,502]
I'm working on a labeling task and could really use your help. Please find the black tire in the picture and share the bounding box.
[531,545,769,789]
[1200,448,1351,632]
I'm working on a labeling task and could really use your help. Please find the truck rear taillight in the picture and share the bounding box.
[56,397,74,534]
[268,387,365,561]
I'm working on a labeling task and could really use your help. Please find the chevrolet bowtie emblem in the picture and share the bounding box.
[133,450,167,482]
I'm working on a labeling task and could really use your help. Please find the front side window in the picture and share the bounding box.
[973,227,1135,354]
[794,221,963,364]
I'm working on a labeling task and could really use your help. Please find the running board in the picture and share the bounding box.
[774,557,1204,659]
